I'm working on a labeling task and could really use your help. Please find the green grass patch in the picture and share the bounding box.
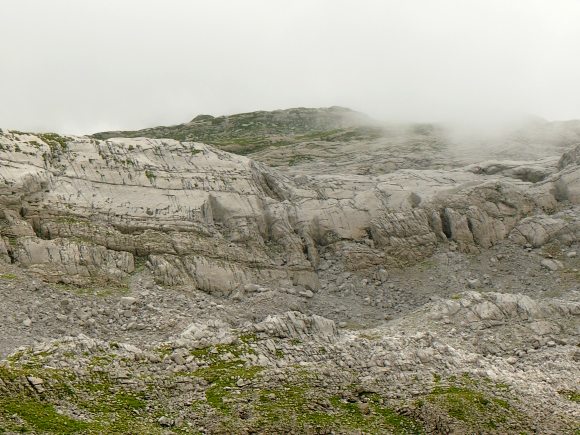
[559,390,580,403]
[38,133,69,153]
[5,235,19,246]
[179,338,263,413]
[253,384,422,433]
[193,360,263,413]
[133,255,149,273]
[144,169,156,183]
[0,273,17,280]
[55,216,91,225]
[0,397,91,433]
[0,362,164,434]
[425,385,519,430]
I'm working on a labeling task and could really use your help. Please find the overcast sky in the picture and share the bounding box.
[1,0,579,134]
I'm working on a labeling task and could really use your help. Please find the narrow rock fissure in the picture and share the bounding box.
[440,209,452,239]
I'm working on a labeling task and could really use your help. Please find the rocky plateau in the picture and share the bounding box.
[0,107,578,434]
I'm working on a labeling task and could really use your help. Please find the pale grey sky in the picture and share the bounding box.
[1,0,579,134]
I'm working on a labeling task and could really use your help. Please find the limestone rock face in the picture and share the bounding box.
[0,130,579,292]
[2,113,580,434]
[0,133,314,291]
[12,237,134,284]
[370,209,438,261]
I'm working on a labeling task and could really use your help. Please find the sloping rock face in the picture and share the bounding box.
[0,131,578,294]
[509,211,580,247]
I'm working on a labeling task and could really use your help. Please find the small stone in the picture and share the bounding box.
[566,251,577,258]
[120,296,137,307]
[27,376,43,385]
[27,376,45,393]
[358,402,370,415]
[171,352,186,365]
[541,259,563,271]
[157,416,174,427]
[243,284,261,293]
[148,353,162,363]
[467,278,480,289]
[376,268,389,282]
[22,318,32,327]
[416,348,435,363]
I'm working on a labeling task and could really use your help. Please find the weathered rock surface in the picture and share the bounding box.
[509,211,580,247]
[252,311,338,341]
[0,111,579,433]
[1,131,578,294]
[1,289,577,433]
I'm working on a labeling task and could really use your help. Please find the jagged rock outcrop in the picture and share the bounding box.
[252,311,338,341]
[176,319,235,348]
[509,209,580,247]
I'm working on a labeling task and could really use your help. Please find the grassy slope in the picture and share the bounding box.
[92,107,384,155]
[0,335,555,434]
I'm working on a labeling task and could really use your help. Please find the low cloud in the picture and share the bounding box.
[1,0,579,134]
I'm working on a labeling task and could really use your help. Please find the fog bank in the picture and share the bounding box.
[1,0,579,134]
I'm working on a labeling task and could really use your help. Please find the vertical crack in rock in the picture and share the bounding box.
[440,208,453,240]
